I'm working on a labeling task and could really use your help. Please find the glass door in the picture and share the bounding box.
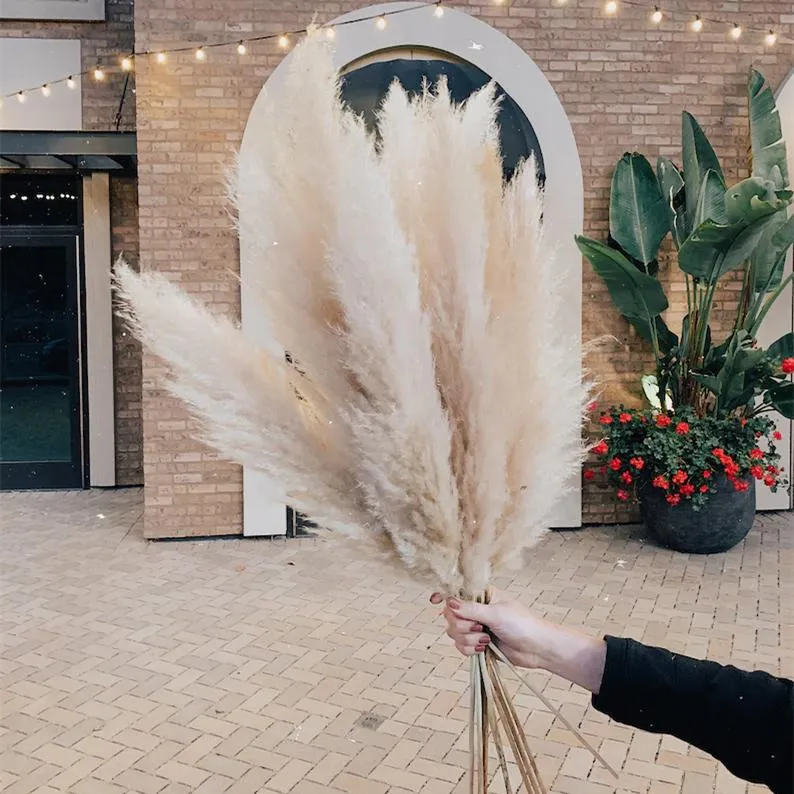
[0,232,84,489]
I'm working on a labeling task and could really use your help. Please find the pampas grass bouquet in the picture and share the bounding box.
[117,31,610,793]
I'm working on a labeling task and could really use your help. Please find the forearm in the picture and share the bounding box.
[537,626,607,695]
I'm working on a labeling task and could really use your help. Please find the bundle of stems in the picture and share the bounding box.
[117,33,603,791]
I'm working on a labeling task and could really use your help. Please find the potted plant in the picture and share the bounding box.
[578,69,794,553]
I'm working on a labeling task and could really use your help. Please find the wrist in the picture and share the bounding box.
[538,626,607,694]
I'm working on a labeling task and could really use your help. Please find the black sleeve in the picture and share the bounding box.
[591,636,793,794]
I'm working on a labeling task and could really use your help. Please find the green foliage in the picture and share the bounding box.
[577,68,794,424]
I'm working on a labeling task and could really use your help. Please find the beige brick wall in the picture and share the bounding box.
[132,0,792,536]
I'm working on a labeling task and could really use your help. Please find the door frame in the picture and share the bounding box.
[0,227,87,489]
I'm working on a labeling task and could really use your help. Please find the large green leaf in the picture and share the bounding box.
[610,153,670,267]
[682,111,724,231]
[678,212,780,281]
[656,156,688,246]
[576,236,669,320]
[632,315,678,354]
[752,213,794,291]
[768,332,794,362]
[694,169,728,227]
[724,176,785,223]
[766,383,794,419]
[748,69,789,188]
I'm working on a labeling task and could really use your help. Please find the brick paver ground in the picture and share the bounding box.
[1,489,791,793]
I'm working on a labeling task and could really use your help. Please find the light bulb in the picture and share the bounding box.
[195,47,206,61]
[729,23,742,40]
[324,26,336,40]
[237,41,247,55]
[278,34,290,49]
[67,75,76,89]
[434,3,444,17]
[604,1,618,16]
[650,7,663,24]
[375,15,387,30]
[764,30,777,46]
[94,66,105,80]
[41,84,51,97]
[156,51,167,64]
[121,56,133,71]
[16,91,25,104]
[690,16,703,33]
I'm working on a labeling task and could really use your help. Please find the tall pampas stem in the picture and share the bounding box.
[116,32,611,791]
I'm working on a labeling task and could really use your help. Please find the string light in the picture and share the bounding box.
[121,56,133,71]
[236,41,247,55]
[604,1,618,16]
[156,51,167,64]
[41,84,51,97]
[690,15,703,33]
[278,34,290,49]
[67,76,76,89]
[375,14,387,30]
[195,46,206,61]
[16,91,25,104]
[729,23,742,40]
[93,66,105,81]
[764,30,777,47]
[650,6,663,24]
[434,2,444,18]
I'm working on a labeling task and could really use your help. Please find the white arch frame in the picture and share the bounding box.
[239,2,584,535]
[757,70,794,511]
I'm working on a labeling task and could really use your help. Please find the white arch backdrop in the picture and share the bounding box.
[238,2,585,535]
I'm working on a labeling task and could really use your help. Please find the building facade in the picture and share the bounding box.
[1,0,792,537]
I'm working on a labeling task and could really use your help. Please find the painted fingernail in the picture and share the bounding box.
[448,598,461,610]
[470,624,483,633]
[480,635,490,644]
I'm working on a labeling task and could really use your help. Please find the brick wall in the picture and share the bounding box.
[133,0,793,536]
[111,176,143,486]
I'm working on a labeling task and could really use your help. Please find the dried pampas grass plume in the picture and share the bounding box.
[117,34,603,792]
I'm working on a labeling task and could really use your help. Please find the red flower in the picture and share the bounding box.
[702,470,712,479]
[617,489,630,501]
[766,465,779,474]
[656,414,673,428]
[712,448,727,461]
[782,357,794,374]
[740,418,748,427]
[674,422,690,435]
[750,465,764,480]
[592,441,609,456]
[584,469,595,481]
[652,475,669,490]
[620,471,633,485]
[629,457,645,470]
[773,431,782,441]
[666,493,681,505]
[609,457,622,471]
[599,414,613,425]
[587,401,598,413]
[733,479,750,492]
[679,484,695,497]
[763,474,777,487]
[619,412,633,424]
[749,448,764,460]
[672,470,688,485]
[724,461,740,477]
[699,485,709,493]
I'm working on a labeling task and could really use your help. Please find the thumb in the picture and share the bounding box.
[449,599,496,625]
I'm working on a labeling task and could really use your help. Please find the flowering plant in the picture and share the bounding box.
[587,406,788,510]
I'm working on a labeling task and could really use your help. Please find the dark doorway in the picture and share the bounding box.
[0,175,85,490]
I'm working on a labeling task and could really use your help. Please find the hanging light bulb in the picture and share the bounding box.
[195,46,206,61]
[433,2,444,17]
[690,15,703,33]
[375,14,387,30]
[67,75,77,89]
[764,30,777,46]
[156,51,167,64]
[93,66,105,80]
[41,84,51,97]
[278,34,290,49]
[650,6,663,24]
[121,55,133,71]
[237,41,247,55]
[324,26,336,40]
[16,90,26,103]
[604,1,618,16]
[729,23,742,40]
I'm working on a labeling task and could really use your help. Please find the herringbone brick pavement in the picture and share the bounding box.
[1,490,791,793]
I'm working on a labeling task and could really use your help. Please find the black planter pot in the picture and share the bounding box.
[639,474,756,554]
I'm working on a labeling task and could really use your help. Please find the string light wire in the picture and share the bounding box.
[2,1,791,104]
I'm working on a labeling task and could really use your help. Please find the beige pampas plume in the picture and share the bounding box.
[116,32,603,792]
